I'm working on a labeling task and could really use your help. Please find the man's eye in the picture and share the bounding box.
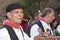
[16,11,19,13]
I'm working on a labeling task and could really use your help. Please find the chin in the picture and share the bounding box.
[18,20,22,24]
[16,22,21,24]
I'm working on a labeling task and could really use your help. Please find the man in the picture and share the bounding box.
[0,3,41,40]
[30,8,55,38]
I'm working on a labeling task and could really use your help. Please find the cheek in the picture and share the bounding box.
[21,14,24,18]
[49,16,52,20]
[55,22,57,25]
[50,15,54,20]
[14,14,18,17]
[11,14,18,21]
[51,17,53,19]
[48,16,53,22]
[51,17,54,21]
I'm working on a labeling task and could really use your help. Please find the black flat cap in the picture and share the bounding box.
[6,3,25,13]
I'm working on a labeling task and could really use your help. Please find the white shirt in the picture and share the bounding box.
[57,25,60,33]
[30,20,53,37]
[0,26,33,40]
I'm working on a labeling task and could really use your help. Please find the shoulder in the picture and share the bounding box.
[40,21,46,24]
[31,24,39,30]
[0,27,8,34]
[57,25,60,30]
[57,25,60,33]
[0,27,11,40]
[0,27,7,31]
[0,25,9,33]
[58,25,60,27]
[57,25,60,29]
[0,27,9,37]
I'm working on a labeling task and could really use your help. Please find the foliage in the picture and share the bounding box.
[17,0,60,18]
[17,0,40,18]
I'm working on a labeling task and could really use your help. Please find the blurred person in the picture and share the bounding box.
[30,8,55,38]
[3,15,8,25]
[28,13,33,25]
[57,21,60,33]
[25,10,42,37]
[50,19,59,36]
[50,19,59,31]
[28,10,42,25]
[0,3,41,40]
[21,18,28,31]
[56,21,60,36]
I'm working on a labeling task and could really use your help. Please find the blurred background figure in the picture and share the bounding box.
[30,8,55,38]
[0,18,2,27]
[50,19,59,36]
[28,10,42,25]
[50,19,59,31]
[56,21,60,36]
[0,16,7,27]
[25,9,42,37]
[21,18,28,31]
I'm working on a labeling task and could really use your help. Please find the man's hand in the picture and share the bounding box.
[34,35,42,40]
[38,28,48,37]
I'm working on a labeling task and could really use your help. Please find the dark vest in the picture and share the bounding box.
[2,25,19,40]
[25,20,45,37]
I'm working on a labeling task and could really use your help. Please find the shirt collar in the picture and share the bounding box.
[39,18,48,24]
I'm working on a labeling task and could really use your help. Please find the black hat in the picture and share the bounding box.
[6,3,25,13]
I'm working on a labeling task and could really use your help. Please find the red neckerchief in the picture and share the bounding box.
[3,19,21,29]
[39,18,48,24]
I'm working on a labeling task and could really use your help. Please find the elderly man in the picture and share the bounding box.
[30,8,55,38]
[0,3,41,40]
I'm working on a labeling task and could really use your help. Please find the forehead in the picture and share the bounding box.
[10,9,24,12]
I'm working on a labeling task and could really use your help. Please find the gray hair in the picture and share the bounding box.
[42,8,54,17]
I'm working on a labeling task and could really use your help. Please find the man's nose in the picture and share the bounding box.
[18,13,23,17]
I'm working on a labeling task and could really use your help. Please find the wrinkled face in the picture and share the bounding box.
[7,9,24,24]
[48,11,55,23]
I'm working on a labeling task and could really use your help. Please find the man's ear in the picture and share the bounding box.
[7,12,11,19]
